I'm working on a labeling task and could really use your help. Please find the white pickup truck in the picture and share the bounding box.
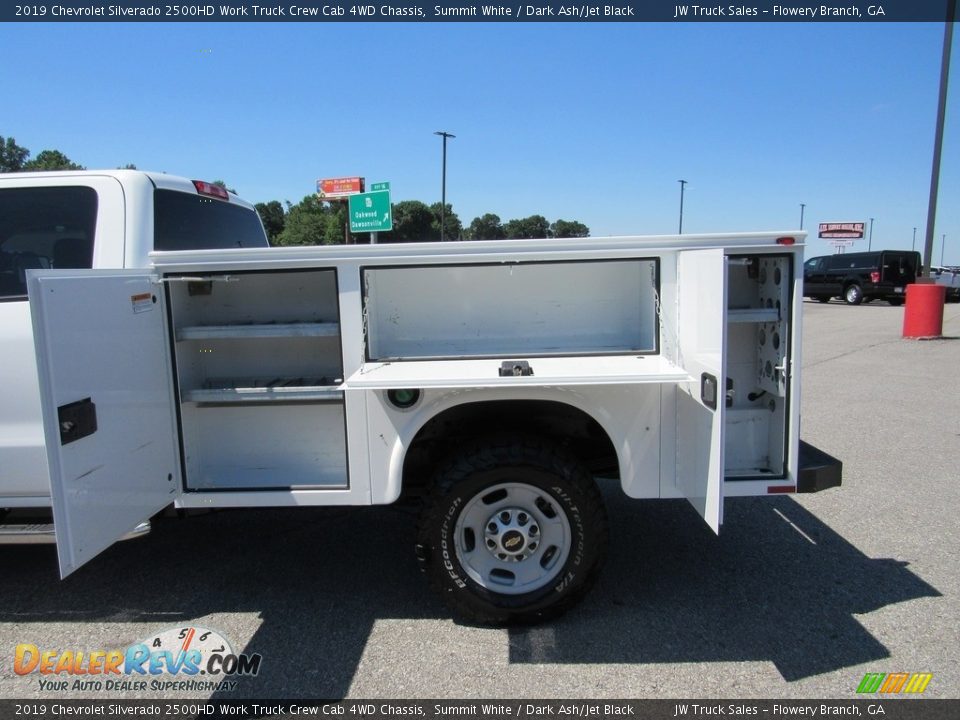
[2,169,841,625]
[930,265,960,302]
[0,170,269,505]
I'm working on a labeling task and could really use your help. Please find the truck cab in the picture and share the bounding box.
[0,171,268,511]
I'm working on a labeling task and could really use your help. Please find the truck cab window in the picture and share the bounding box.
[153,189,268,251]
[0,186,97,300]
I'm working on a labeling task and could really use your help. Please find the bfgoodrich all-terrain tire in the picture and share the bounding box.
[416,437,608,625]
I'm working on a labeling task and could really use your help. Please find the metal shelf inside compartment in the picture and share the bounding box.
[726,308,780,323]
[176,321,339,341]
[182,376,344,403]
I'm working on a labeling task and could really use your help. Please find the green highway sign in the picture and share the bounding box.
[370,182,390,192]
[349,190,392,233]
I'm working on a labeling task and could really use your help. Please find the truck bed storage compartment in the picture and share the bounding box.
[724,255,791,478]
[363,259,659,360]
[180,402,346,490]
[167,270,347,491]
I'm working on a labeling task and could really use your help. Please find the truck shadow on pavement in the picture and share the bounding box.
[510,489,940,682]
[0,488,940,696]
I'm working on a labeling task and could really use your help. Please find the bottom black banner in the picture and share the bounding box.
[1,700,958,720]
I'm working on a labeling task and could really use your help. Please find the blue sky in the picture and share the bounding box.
[1,21,957,262]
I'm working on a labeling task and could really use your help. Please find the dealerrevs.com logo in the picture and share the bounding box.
[14,626,262,693]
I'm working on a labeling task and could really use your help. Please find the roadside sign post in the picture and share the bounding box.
[819,222,865,254]
[316,178,391,245]
[317,177,364,198]
[369,182,391,241]
[349,189,393,241]
[317,177,366,244]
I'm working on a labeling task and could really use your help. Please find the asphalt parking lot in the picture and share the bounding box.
[1,299,958,700]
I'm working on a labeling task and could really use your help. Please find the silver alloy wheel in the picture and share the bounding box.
[453,482,572,595]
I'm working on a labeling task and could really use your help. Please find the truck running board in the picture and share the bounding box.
[0,520,151,545]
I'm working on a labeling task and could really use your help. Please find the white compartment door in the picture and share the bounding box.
[28,270,180,577]
[675,249,727,533]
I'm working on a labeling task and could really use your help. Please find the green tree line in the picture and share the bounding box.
[1,135,84,172]
[257,196,590,246]
[1,134,590,244]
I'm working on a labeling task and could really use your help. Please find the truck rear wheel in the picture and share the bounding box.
[844,284,864,305]
[416,438,608,625]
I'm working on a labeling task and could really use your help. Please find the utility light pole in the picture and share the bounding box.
[923,3,956,276]
[868,217,875,251]
[678,180,687,234]
[434,131,455,241]
[913,227,917,252]
[799,203,806,230]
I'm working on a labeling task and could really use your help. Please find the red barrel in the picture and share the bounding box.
[902,283,947,339]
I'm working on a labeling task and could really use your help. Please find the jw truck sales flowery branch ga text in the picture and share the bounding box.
[671,704,885,716]
[673,4,884,16]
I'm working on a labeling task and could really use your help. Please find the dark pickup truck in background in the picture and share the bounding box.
[803,250,922,306]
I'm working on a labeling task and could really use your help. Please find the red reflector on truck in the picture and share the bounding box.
[776,237,796,245]
[767,485,796,494]
[192,180,229,201]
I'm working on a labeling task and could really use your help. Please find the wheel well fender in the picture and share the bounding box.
[398,398,620,499]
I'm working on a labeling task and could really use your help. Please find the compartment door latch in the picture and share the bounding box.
[701,373,718,410]
[58,397,97,445]
[499,360,534,377]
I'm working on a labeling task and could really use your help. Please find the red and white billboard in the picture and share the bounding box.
[317,177,365,198]
[818,222,865,239]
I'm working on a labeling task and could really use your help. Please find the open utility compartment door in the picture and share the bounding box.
[28,270,181,577]
[346,354,689,389]
[675,249,727,533]
[349,259,689,389]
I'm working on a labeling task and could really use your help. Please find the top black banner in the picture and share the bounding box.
[2,0,956,22]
